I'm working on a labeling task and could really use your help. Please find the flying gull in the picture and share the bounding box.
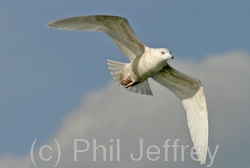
[46,15,208,164]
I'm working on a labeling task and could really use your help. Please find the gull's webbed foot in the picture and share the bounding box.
[121,77,135,88]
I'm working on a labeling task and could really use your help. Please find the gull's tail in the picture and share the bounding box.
[107,59,153,95]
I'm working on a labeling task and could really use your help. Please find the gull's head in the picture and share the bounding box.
[158,48,174,60]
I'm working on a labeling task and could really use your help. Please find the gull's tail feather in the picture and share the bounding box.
[107,59,127,82]
[107,59,153,95]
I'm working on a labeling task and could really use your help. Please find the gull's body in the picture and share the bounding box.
[47,15,209,164]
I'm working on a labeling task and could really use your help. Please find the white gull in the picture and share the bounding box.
[46,15,208,164]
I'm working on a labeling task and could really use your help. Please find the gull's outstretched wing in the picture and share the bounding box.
[46,15,145,61]
[151,64,208,164]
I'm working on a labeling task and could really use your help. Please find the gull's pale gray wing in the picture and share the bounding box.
[151,64,208,164]
[46,15,145,61]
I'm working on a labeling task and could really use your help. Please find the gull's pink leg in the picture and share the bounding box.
[121,78,128,85]
[120,76,134,88]
[125,81,135,88]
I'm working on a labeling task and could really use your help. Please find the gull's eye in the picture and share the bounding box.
[161,51,165,54]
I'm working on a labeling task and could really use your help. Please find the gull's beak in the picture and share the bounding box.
[171,55,174,59]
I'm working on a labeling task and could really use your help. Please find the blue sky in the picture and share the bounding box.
[1,0,250,167]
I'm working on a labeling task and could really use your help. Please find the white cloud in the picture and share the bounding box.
[0,155,31,168]
[1,50,250,168]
